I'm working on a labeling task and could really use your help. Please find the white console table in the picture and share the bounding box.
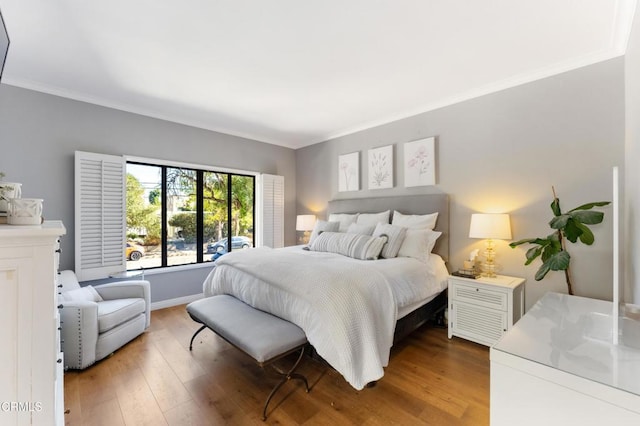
[490,292,640,425]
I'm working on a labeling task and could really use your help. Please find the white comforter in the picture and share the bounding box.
[202,246,448,390]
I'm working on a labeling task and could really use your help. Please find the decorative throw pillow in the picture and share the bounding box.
[346,223,375,236]
[62,285,104,302]
[309,231,387,260]
[308,220,340,244]
[328,213,359,232]
[372,223,407,259]
[397,229,442,263]
[392,210,439,230]
[356,210,390,227]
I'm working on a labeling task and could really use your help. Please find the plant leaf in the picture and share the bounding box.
[569,201,610,211]
[564,219,583,243]
[509,238,547,248]
[525,246,543,265]
[570,210,604,225]
[547,250,570,271]
[550,198,562,216]
[535,263,551,281]
[549,215,570,229]
[541,242,560,262]
[576,222,595,245]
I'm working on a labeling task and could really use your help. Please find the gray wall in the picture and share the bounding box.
[626,7,640,305]
[0,85,297,303]
[296,58,625,310]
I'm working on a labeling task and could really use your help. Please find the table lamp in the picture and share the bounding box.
[296,214,316,244]
[469,213,512,277]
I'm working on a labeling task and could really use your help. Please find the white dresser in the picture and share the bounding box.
[491,292,640,425]
[0,221,66,426]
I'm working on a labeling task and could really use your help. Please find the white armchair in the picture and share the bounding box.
[58,270,151,369]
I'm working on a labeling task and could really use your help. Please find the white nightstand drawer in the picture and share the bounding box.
[451,301,507,345]
[452,281,507,310]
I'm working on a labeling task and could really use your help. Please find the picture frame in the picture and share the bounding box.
[404,137,435,187]
[338,151,359,192]
[367,145,393,189]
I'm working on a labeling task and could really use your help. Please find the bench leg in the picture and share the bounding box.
[189,325,207,351]
[262,346,309,421]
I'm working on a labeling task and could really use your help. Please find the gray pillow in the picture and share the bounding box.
[308,220,340,244]
[372,223,407,259]
[308,232,387,260]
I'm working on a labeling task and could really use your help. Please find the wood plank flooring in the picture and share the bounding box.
[64,305,490,425]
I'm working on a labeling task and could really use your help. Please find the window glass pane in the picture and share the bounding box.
[166,167,197,266]
[231,175,254,250]
[126,160,257,269]
[203,172,229,262]
[126,164,162,270]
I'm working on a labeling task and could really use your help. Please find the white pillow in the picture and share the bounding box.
[392,211,439,230]
[356,210,390,227]
[308,220,340,244]
[372,223,407,259]
[346,223,375,236]
[309,231,387,260]
[328,213,359,232]
[63,285,104,302]
[397,229,442,263]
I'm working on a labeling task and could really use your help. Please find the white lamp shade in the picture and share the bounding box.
[296,214,316,231]
[469,213,512,240]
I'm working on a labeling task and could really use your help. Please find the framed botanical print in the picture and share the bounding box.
[404,137,435,187]
[338,151,359,192]
[368,145,393,189]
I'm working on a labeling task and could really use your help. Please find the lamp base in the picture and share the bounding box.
[480,239,498,278]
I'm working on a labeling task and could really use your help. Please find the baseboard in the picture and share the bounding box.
[151,293,204,311]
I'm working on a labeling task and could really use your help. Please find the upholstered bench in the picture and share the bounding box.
[186,295,309,420]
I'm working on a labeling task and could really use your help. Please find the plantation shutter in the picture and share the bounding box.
[257,174,284,248]
[74,151,126,281]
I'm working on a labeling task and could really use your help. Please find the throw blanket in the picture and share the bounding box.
[202,246,397,390]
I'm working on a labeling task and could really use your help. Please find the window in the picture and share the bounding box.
[125,161,255,270]
[75,151,280,280]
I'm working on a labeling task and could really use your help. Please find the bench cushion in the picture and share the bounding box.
[187,295,307,363]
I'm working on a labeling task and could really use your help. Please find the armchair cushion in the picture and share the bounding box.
[95,280,151,328]
[97,298,146,333]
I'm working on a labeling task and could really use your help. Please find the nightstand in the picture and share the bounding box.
[448,274,525,346]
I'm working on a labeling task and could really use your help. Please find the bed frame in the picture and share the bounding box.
[327,194,450,342]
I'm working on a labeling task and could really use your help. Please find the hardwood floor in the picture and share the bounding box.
[64,305,490,425]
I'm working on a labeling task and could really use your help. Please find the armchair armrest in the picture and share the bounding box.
[59,300,99,369]
[94,280,151,328]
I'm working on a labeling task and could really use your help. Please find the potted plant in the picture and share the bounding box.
[509,187,610,295]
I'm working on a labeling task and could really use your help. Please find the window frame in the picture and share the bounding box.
[125,156,258,272]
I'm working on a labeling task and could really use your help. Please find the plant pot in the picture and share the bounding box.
[7,198,43,225]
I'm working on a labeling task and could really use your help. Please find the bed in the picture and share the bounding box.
[202,194,450,390]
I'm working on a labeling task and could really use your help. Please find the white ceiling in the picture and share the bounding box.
[0,1,636,148]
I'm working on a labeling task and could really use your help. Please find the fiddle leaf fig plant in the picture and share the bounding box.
[509,187,610,295]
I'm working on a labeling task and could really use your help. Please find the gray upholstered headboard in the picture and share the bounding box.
[327,194,449,263]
